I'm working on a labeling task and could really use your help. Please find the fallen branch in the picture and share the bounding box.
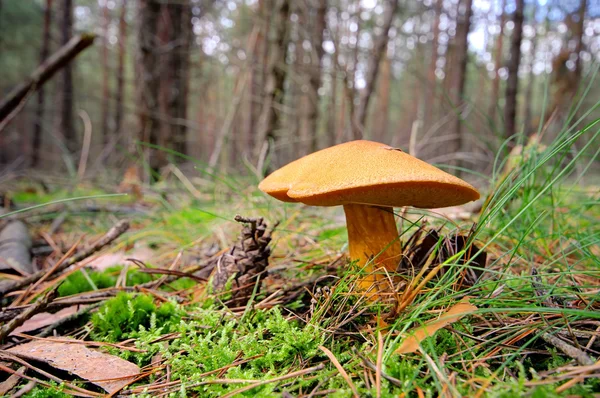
[540,332,595,366]
[0,288,57,341]
[0,34,96,123]
[0,220,129,298]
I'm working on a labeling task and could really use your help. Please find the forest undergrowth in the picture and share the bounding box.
[0,118,599,397]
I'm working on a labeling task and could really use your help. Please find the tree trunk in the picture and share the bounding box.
[574,0,587,83]
[32,0,52,167]
[137,0,162,173]
[327,69,337,147]
[352,0,398,139]
[305,0,327,153]
[447,0,473,167]
[114,0,127,145]
[255,0,291,164]
[164,0,192,157]
[423,0,441,132]
[372,53,391,142]
[59,0,75,152]
[488,0,506,125]
[101,0,111,154]
[523,21,537,134]
[503,0,524,143]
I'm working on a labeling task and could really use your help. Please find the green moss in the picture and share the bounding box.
[22,383,71,398]
[91,292,183,342]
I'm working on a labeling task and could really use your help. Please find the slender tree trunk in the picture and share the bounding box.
[523,22,537,134]
[59,0,75,152]
[295,4,309,156]
[373,53,391,142]
[101,0,111,154]
[574,0,587,83]
[255,0,291,163]
[327,69,337,147]
[447,0,473,167]
[488,0,506,125]
[164,0,192,157]
[137,0,161,172]
[424,0,441,131]
[503,0,524,143]
[352,0,398,139]
[32,0,52,167]
[305,0,327,153]
[114,0,127,145]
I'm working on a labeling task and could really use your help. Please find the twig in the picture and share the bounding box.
[0,220,129,297]
[12,381,36,398]
[0,288,57,341]
[219,364,325,398]
[354,349,402,387]
[76,110,93,181]
[540,332,594,366]
[319,345,359,398]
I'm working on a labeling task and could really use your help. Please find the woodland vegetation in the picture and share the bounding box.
[0,0,599,397]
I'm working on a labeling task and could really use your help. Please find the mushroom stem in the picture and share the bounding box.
[343,204,401,293]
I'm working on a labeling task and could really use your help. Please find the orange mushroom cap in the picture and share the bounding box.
[259,140,480,208]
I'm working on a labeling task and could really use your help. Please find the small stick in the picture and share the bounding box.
[219,364,325,398]
[0,220,129,297]
[540,332,594,366]
[354,349,402,387]
[0,288,57,341]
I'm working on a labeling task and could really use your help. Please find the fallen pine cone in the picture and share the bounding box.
[211,215,277,307]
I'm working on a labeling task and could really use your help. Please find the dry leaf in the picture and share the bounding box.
[8,338,140,393]
[10,306,79,335]
[395,297,477,354]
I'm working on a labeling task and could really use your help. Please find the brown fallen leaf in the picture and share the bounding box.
[8,338,140,393]
[10,306,79,335]
[395,297,477,355]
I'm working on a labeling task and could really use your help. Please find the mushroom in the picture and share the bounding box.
[259,140,480,295]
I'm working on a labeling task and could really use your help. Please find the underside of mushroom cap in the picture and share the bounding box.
[259,140,480,208]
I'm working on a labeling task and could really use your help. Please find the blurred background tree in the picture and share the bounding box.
[0,0,598,182]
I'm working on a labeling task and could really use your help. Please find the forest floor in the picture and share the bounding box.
[0,129,599,397]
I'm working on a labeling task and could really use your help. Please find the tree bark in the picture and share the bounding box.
[255,0,291,164]
[163,0,192,157]
[327,69,337,147]
[305,0,327,153]
[113,0,127,144]
[32,0,53,167]
[423,0,441,132]
[101,0,111,155]
[523,22,537,134]
[137,0,162,173]
[352,0,398,139]
[59,0,75,152]
[447,0,473,167]
[503,0,524,143]
[372,53,391,142]
[573,0,587,83]
[488,0,506,125]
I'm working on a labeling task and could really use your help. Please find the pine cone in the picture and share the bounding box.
[211,215,276,307]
